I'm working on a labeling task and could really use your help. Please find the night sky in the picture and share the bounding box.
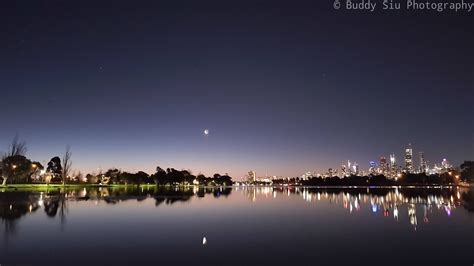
[2,0,473,178]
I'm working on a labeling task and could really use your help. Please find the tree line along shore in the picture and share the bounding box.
[1,136,473,187]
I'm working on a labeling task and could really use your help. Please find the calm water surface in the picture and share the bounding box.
[0,186,473,265]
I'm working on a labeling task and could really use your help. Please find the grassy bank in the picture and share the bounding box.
[0,183,172,192]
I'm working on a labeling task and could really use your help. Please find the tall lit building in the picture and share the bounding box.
[419,152,427,173]
[390,154,396,168]
[352,163,359,176]
[248,171,256,182]
[389,153,398,179]
[379,157,388,175]
[404,144,413,173]
[369,161,377,175]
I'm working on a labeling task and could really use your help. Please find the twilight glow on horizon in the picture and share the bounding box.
[2,1,472,179]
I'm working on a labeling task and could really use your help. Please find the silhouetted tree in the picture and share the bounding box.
[1,135,28,185]
[1,155,34,184]
[86,173,99,184]
[182,170,194,184]
[104,168,121,184]
[47,156,62,182]
[61,146,72,185]
[165,168,185,184]
[76,171,84,183]
[151,166,167,185]
[5,135,27,157]
[196,174,207,185]
[219,174,233,185]
[460,161,474,182]
[135,171,150,184]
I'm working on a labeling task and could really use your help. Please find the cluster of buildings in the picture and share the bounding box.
[322,143,454,179]
[241,144,455,183]
[243,170,274,183]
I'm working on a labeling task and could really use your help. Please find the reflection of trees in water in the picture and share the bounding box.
[0,189,70,236]
[4,186,471,228]
[153,187,194,206]
[461,190,474,212]
[152,187,231,206]
[43,190,68,231]
[81,186,232,206]
[44,199,59,216]
[0,186,234,233]
[0,192,41,235]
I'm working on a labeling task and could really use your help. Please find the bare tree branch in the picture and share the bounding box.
[62,146,72,185]
[5,134,27,158]
[1,135,27,185]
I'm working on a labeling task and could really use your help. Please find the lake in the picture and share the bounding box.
[0,186,473,265]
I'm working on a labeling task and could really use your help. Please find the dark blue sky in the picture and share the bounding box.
[1,0,473,178]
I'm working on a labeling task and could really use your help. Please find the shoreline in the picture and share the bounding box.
[0,183,471,190]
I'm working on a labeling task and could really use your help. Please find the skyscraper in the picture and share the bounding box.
[379,156,388,175]
[352,163,359,176]
[404,144,413,173]
[248,171,256,182]
[419,152,427,173]
[390,154,396,168]
[369,161,377,175]
[389,153,397,178]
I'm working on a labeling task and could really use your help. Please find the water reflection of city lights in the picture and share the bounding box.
[239,187,464,228]
[408,204,417,229]
[445,206,452,216]
[372,204,377,213]
[423,206,429,223]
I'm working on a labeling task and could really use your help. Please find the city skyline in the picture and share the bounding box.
[0,136,463,179]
